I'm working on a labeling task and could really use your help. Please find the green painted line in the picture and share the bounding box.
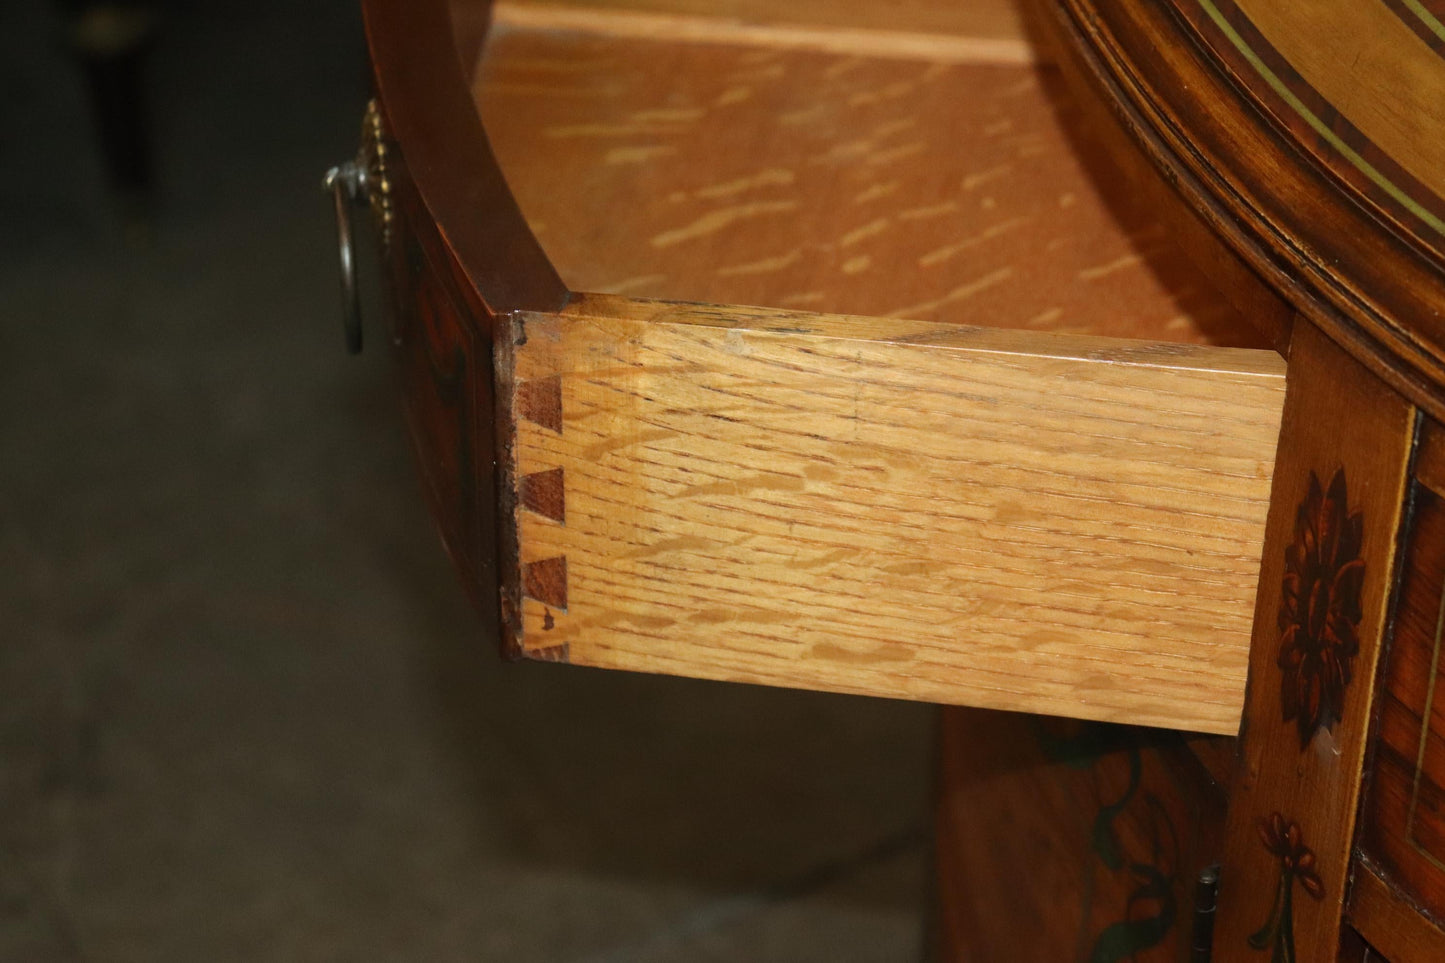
[1196,0,1445,239]
[1401,0,1445,46]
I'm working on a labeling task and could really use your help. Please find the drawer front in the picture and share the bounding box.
[382,136,501,624]
[499,295,1286,733]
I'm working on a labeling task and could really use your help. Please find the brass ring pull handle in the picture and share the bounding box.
[323,158,369,354]
[323,101,394,355]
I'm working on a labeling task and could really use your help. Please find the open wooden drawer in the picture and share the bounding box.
[357,0,1287,736]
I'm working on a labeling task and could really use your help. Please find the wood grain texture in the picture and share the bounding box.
[937,708,1226,961]
[1029,0,1293,354]
[1358,423,1445,928]
[1186,0,1445,264]
[381,123,505,623]
[1346,862,1445,963]
[1414,416,1445,496]
[500,294,1285,733]
[365,0,566,314]
[1044,0,1445,423]
[474,24,1260,348]
[1210,322,1414,963]
[487,0,1028,45]
[490,2,1035,66]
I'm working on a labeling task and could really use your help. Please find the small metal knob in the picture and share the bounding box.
[323,157,369,354]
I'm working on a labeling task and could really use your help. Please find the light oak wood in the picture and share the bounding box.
[473,20,1261,349]
[490,2,1035,65]
[486,0,1028,46]
[500,294,1285,733]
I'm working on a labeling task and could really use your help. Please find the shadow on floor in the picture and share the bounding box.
[0,1,935,959]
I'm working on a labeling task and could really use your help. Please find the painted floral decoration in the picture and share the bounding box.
[1248,813,1324,962]
[1277,467,1365,749]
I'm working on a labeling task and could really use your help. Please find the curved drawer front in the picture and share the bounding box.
[384,144,501,620]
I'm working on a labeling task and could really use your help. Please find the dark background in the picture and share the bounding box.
[0,1,933,958]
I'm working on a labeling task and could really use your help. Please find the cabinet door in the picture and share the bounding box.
[937,707,1227,962]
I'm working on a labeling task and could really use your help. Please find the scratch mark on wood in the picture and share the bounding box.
[651,201,799,247]
[717,249,803,276]
[605,145,676,164]
[888,267,1014,318]
[854,180,901,203]
[1079,254,1143,281]
[599,273,668,294]
[695,167,795,199]
[811,641,914,664]
[918,217,1031,267]
[841,217,891,247]
[962,163,1012,190]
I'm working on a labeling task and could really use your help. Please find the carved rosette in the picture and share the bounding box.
[1277,468,1365,749]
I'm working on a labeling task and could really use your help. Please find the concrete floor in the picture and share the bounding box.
[0,1,935,959]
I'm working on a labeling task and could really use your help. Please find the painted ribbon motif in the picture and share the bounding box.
[1248,812,1324,963]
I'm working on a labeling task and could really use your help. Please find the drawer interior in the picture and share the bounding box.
[465,0,1265,349]
[419,0,1285,735]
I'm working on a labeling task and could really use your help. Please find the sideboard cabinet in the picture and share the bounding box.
[328,0,1445,956]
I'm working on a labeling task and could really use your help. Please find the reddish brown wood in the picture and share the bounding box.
[514,376,562,434]
[1358,424,1445,929]
[520,555,568,610]
[937,707,1226,961]
[519,466,565,523]
[1210,322,1414,963]
[382,135,504,621]
[1039,0,1445,423]
[1346,863,1445,963]
[357,2,1445,958]
[1415,418,1445,497]
[1186,735,1238,795]
[364,0,566,315]
[1025,1,1293,354]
